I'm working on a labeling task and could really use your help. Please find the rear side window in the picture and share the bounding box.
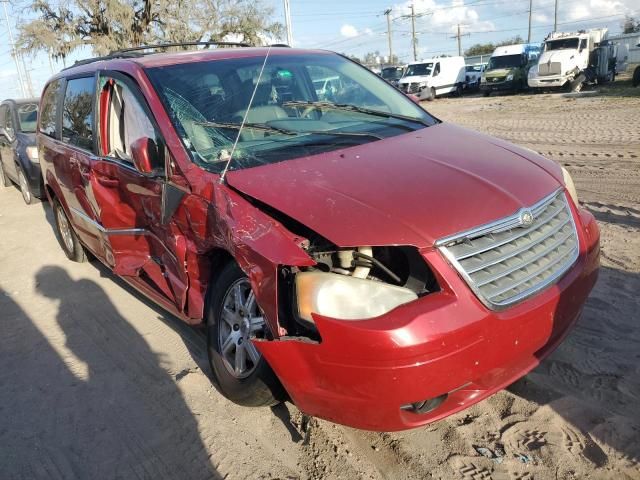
[40,80,62,138]
[62,77,95,151]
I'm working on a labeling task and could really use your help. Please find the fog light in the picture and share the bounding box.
[400,394,448,414]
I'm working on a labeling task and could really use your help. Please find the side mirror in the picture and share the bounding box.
[130,137,163,175]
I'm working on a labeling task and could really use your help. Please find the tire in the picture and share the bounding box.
[425,87,436,101]
[17,167,34,205]
[632,66,640,87]
[483,90,491,97]
[53,198,87,262]
[0,158,10,187]
[205,261,284,407]
[455,84,463,97]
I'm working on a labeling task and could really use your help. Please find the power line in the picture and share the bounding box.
[451,24,470,56]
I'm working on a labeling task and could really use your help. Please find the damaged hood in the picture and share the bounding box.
[226,123,563,248]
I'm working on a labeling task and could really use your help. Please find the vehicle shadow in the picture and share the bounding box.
[508,264,640,466]
[37,198,303,442]
[594,79,640,98]
[0,270,220,479]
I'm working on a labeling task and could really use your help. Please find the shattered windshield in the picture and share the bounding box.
[145,53,437,173]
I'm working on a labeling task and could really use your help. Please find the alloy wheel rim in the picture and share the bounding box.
[56,206,74,252]
[218,278,265,379]
[18,170,30,203]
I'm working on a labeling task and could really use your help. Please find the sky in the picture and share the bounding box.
[1,0,638,100]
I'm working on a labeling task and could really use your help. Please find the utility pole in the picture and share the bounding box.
[2,1,26,98]
[450,24,469,57]
[283,0,293,46]
[410,4,417,61]
[527,0,533,43]
[48,52,55,75]
[553,0,558,32]
[20,55,34,97]
[384,8,393,64]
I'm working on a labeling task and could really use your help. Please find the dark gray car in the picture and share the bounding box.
[0,98,42,204]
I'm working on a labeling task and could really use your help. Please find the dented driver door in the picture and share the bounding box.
[85,71,189,313]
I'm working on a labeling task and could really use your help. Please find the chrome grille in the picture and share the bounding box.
[538,62,562,76]
[437,190,579,309]
[399,82,420,94]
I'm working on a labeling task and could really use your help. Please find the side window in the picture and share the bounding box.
[98,77,158,164]
[40,80,62,139]
[62,77,95,151]
[433,63,441,76]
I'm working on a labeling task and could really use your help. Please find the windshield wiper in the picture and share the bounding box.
[196,121,297,136]
[282,101,433,127]
[196,120,383,140]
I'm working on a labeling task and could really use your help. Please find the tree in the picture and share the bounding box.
[464,36,525,57]
[622,16,640,34]
[17,0,283,60]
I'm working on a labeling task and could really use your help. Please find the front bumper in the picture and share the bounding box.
[480,79,515,92]
[256,206,600,431]
[528,75,568,88]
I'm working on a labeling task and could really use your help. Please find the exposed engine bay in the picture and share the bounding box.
[280,243,439,340]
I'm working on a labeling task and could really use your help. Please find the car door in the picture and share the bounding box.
[0,103,18,180]
[58,74,106,256]
[83,71,189,311]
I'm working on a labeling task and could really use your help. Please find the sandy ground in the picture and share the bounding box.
[1,85,639,479]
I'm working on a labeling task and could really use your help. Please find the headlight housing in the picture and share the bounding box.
[506,74,514,81]
[561,166,578,205]
[295,272,417,322]
[26,146,39,163]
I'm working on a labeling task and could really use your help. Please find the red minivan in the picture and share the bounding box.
[38,45,599,431]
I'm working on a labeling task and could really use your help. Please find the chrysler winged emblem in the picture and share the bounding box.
[519,209,535,227]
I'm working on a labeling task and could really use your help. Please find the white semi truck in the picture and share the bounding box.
[528,28,627,92]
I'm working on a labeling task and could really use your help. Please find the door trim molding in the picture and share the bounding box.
[69,206,177,262]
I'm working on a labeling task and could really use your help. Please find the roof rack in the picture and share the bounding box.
[63,51,143,70]
[62,41,251,71]
[109,41,250,55]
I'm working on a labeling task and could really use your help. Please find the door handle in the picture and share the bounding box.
[96,175,119,188]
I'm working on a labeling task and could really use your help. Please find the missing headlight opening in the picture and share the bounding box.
[279,246,440,338]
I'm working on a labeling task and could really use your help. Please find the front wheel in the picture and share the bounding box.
[455,84,463,97]
[206,262,284,407]
[425,87,436,101]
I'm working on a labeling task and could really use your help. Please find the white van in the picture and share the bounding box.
[397,56,466,100]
